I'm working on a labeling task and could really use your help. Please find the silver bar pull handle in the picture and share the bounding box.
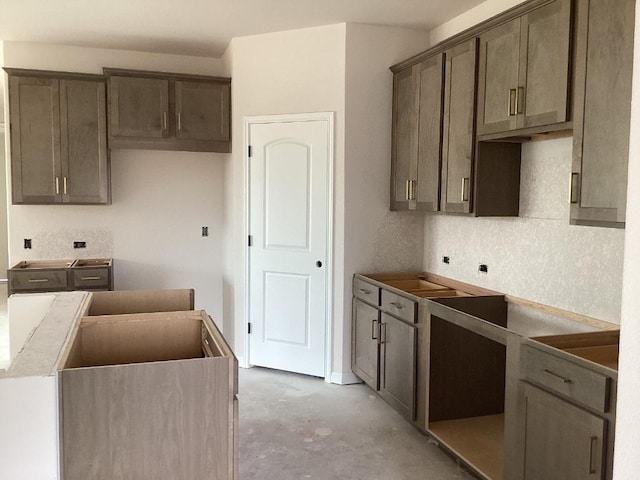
[405,180,411,201]
[55,177,60,195]
[411,180,416,201]
[390,302,404,310]
[509,88,517,116]
[570,173,580,204]
[80,276,102,281]
[63,177,68,195]
[359,288,371,295]
[461,177,469,202]
[371,319,378,340]
[517,86,525,114]
[589,436,599,474]
[177,112,182,132]
[162,111,168,132]
[543,368,573,384]
[28,278,49,283]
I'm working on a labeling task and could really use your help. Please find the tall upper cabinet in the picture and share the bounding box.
[6,69,109,205]
[570,0,635,228]
[477,0,572,135]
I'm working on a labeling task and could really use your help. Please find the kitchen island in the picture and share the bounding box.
[0,289,237,480]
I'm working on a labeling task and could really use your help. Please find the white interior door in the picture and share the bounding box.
[248,116,331,377]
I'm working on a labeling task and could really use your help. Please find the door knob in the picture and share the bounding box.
[316,261,323,268]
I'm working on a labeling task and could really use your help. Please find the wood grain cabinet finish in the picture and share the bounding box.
[59,309,238,480]
[570,0,635,228]
[440,39,478,214]
[6,70,109,205]
[352,298,380,390]
[477,0,572,136]
[105,68,231,153]
[351,276,419,421]
[379,312,417,420]
[522,383,606,480]
[519,339,617,480]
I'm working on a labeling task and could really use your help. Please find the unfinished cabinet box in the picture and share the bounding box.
[105,68,231,153]
[570,0,635,228]
[58,291,237,480]
[476,0,572,136]
[6,69,109,205]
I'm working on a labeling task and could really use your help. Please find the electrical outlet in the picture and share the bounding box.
[202,226,209,237]
[24,238,32,249]
[74,241,86,249]
[479,264,488,274]
[442,256,450,264]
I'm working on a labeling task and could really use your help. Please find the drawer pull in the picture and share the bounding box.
[379,323,387,344]
[371,319,378,340]
[543,369,573,384]
[589,436,599,474]
[359,288,372,295]
[28,278,49,283]
[80,276,102,281]
[390,302,404,310]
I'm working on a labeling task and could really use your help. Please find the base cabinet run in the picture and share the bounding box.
[352,277,418,421]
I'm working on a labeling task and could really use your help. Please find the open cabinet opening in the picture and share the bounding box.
[63,311,217,369]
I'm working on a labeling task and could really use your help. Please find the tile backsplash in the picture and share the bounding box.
[12,229,113,263]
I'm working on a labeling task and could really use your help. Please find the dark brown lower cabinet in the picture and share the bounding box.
[522,382,606,480]
[379,312,417,420]
[352,298,380,390]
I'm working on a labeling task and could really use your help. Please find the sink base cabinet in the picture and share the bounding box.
[521,382,606,480]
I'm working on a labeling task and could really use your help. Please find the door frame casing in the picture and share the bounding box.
[243,112,335,382]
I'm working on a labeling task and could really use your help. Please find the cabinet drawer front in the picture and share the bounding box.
[9,270,68,291]
[71,268,110,288]
[381,290,417,324]
[522,344,611,413]
[354,278,380,306]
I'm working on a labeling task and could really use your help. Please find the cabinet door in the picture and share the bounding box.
[352,299,379,390]
[59,79,109,204]
[441,39,478,214]
[175,80,230,142]
[523,383,606,480]
[379,313,416,420]
[109,76,169,139]
[477,18,520,135]
[391,66,419,210]
[518,0,571,129]
[9,76,62,204]
[415,55,444,212]
[571,0,634,227]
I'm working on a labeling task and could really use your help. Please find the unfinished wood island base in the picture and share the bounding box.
[0,289,238,480]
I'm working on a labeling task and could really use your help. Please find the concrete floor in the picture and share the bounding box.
[239,367,475,480]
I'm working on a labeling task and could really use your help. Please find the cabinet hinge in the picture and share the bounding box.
[248,322,252,334]
[248,145,252,158]
[248,235,253,247]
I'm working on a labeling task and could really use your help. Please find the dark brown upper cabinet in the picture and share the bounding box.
[6,69,109,205]
[104,68,231,153]
[570,0,635,228]
[477,0,572,137]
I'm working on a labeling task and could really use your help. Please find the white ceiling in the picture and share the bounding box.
[0,0,487,58]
